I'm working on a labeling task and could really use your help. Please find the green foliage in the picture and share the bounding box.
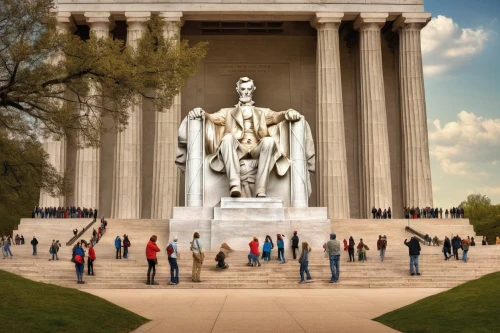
[0,270,148,332]
[0,0,207,228]
[375,272,500,333]
[459,194,500,244]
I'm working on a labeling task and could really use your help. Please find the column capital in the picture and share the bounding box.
[392,13,431,31]
[84,12,111,23]
[125,12,151,23]
[354,13,388,31]
[310,13,344,29]
[160,12,185,29]
[55,12,74,32]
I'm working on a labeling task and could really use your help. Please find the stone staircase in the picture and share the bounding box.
[3,217,497,290]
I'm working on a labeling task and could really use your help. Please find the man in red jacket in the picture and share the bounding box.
[87,242,96,275]
[247,237,261,267]
[146,235,161,285]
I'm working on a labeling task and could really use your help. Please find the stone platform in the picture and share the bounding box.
[170,198,330,251]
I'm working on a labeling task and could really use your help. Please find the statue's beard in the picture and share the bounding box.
[239,96,253,104]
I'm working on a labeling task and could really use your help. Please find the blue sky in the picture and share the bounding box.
[422,0,500,207]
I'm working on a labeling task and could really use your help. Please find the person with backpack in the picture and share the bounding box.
[291,231,299,260]
[146,235,161,285]
[49,240,60,261]
[115,236,122,259]
[166,236,179,285]
[123,234,131,259]
[190,232,204,283]
[72,242,85,284]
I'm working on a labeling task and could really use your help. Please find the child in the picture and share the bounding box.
[262,237,272,261]
[277,234,285,263]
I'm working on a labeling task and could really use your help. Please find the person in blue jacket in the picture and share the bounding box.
[262,236,272,261]
[115,236,122,259]
[277,234,286,263]
[73,242,86,284]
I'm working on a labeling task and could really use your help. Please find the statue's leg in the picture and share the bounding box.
[220,134,241,197]
[251,137,277,197]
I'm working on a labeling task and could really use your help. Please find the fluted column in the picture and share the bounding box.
[150,12,183,219]
[393,13,433,208]
[311,13,350,219]
[39,12,72,208]
[72,13,110,209]
[111,12,150,219]
[354,13,392,217]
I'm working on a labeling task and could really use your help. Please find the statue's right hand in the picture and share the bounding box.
[189,107,205,119]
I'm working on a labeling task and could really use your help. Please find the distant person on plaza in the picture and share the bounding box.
[298,241,313,284]
[73,242,85,284]
[371,206,377,219]
[262,236,272,261]
[445,209,449,218]
[482,236,488,245]
[146,235,161,285]
[348,236,355,262]
[123,234,131,259]
[20,235,24,245]
[277,234,286,263]
[291,231,299,260]
[357,238,366,261]
[377,235,387,261]
[404,237,421,276]
[87,241,96,275]
[387,207,392,219]
[461,238,470,263]
[31,236,38,256]
[190,232,204,283]
[15,234,20,245]
[93,208,98,222]
[50,240,60,261]
[115,235,122,259]
[452,235,462,260]
[343,239,348,252]
[470,237,475,246]
[326,233,341,283]
[167,236,179,285]
[248,237,261,267]
[443,236,452,260]
[2,235,13,258]
[73,229,78,236]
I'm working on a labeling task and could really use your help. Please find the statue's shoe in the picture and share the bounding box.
[230,187,241,197]
[256,193,267,198]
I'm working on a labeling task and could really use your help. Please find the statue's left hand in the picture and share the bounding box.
[285,109,301,121]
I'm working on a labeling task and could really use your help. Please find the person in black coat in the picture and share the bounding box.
[30,237,38,255]
[291,231,299,260]
[371,207,377,219]
[404,237,421,276]
[443,236,452,260]
[451,235,462,260]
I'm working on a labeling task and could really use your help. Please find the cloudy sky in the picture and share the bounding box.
[422,0,500,207]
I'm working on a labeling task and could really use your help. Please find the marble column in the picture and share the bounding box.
[151,12,183,219]
[111,12,149,219]
[393,13,433,208]
[72,13,110,210]
[354,13,393,217]
[311,13,350,219]
[39,13,72,208]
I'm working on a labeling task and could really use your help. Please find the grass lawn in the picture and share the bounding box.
[0,270,149,333]
[375,272,500,333]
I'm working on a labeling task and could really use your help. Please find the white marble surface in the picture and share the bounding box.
[220,197,283,209]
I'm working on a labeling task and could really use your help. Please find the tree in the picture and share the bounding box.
[0,0,207,232]
[459,193,500,244]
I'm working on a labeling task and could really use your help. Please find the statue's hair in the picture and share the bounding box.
[236,77,256,91]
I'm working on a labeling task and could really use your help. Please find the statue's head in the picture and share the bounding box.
[236,77,256,103]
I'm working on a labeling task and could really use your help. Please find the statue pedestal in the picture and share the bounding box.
[170,198,330,251]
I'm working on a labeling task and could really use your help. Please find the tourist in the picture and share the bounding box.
[439,208,443,219]
[2,235,13,258]
[482,236,488,245]
[377,235,387,261]
[248,237,261,267]
[343,239,348,252]
[20,235,24,245]
[443,236,452,260]
[87,241,96,275]
[445,209,449,218]
[1,237,7,259]
[15,234,20,245]
[451,235,462,260]
[326,233,340,283]
[348,236,355,262]
[167,236,179,285]
[376,208,382,219]
[190,232,204,283]
[123,234,131,259]
[215,250,229,269]
[277,234,286,263]
[73,229,78,236]
[357,238,366,261]
[471,237,475,246]
[387,207,392,219]
[461,238,470,263]
[404,237,421,276]
[146,235,161,285]
[31,236,38,255]
[50,240,60,261]
[298,241,313,284]
[73,242,85,284]
[371,206,377,219]
[93,208,98,222]
[115,235,122,259]
[262,236,272,261]
[291,231,299,260]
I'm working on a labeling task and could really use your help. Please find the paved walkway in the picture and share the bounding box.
[86,288,446,333]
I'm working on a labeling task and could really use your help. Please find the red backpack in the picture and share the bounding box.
[166,244,174,257]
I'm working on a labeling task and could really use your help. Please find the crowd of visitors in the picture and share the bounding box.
[403,206,465,219]
[32,206,98,220]
[371,207,392,219]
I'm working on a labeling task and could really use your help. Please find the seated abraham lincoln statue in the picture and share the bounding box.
[176,77,315,200]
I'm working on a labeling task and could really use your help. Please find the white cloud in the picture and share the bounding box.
[429,111,500,175]
[421,15,489,76]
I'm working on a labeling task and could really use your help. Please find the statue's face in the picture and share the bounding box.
[237,81,255,103]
